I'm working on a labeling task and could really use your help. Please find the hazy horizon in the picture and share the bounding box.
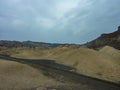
[0,0,120,44]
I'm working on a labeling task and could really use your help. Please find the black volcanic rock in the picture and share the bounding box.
[84,26,120,50]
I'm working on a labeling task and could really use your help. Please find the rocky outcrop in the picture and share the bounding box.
[85,26,120,50]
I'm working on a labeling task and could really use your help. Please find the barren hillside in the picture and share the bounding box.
[0,59,61,90]
[1,46,120,83]
[84,26,120,50]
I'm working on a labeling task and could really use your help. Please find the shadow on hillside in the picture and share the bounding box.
[0,54,76,71]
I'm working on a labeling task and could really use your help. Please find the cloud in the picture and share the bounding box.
[34,17,56,29]
[52,0,80,19]
[0,0,120,43]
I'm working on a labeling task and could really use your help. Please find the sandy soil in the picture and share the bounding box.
[0,46,120,84]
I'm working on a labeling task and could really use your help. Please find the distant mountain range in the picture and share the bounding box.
[0,40,80,49]
[0,40,61,49]
[0,26,120,50]
[84,26,120,50]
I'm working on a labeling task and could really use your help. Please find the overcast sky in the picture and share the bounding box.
[0,0,120,44]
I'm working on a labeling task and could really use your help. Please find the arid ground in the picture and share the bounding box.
[0,46,120,90]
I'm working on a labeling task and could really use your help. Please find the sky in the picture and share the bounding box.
[0,0,120,44]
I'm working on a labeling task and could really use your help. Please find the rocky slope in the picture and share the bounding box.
[85,26,120,50]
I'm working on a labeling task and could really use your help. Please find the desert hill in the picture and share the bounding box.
[84,26,120,50]
[1,46,119,83]
[0,59,60,90]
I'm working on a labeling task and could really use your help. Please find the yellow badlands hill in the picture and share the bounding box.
[0,58,63,89]
[0,46,120,83]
